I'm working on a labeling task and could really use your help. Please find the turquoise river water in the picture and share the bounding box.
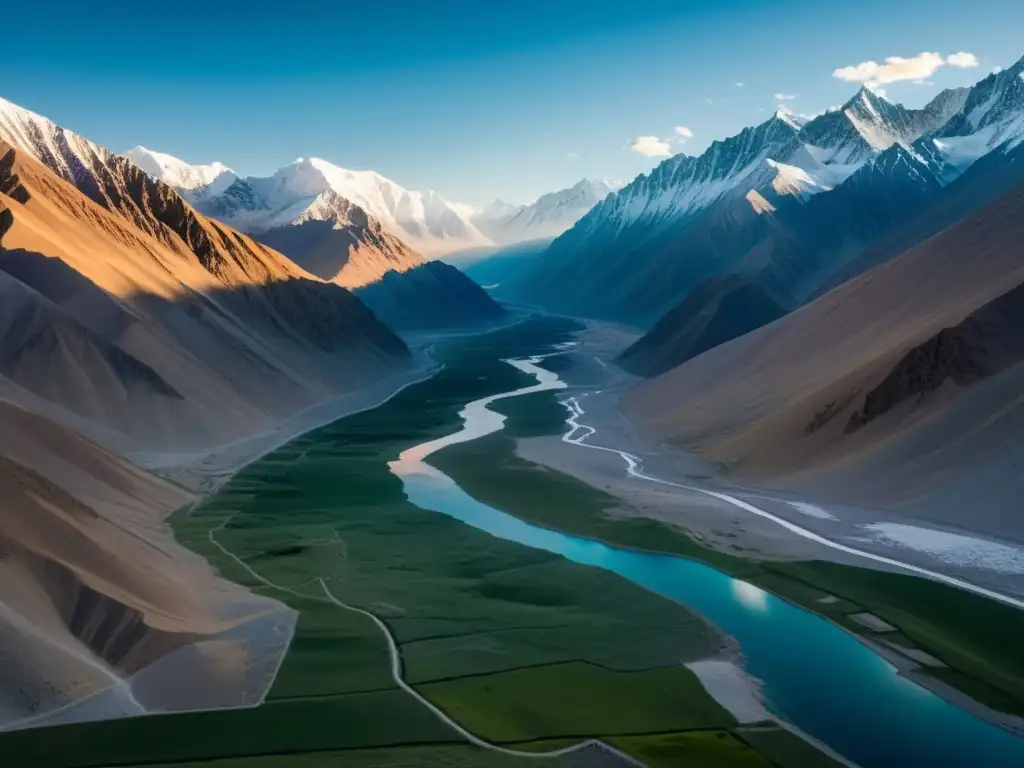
[389,353,1024,768]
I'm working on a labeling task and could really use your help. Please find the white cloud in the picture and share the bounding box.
[734,82,745,88]
[630,136,673,157]
[674,126,694,139]
[773,92,797,101]
[833,51,944,88]
[704,98,714,105]
[833,50,980,90]
[947,52,979,68]
[566,152,580,159]
[993,66,1003,74]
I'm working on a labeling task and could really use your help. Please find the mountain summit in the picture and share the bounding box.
[124,145,237,193]
[168,156,492,256]
[473,178,619,244]
[504,65,1024,324]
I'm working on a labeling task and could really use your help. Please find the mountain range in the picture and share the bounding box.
[625,173,1024,537]
[127,146,615,258]
[0,94,446,727]
[499,57,1024,326]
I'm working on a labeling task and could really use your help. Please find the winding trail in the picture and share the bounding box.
[206,490,643,765]
[557,391,1024,612]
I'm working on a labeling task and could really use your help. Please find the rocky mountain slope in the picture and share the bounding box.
[0,97,419,728]
[255,189,423,288]
[0,399,287,730]
[624,177,1024,538]
[0,98,412,452]
[846,279,1024,433]
[252,189,505,329]
[616,275,786,377]
[505,59,1024,325]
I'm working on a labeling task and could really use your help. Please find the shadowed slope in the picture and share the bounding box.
[625,179,1024,533]
[617,275,787,377]
[0,141,409,452]
[356,261,506,331]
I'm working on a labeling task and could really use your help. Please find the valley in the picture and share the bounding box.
[4,317,1024,767]
[4,20,1024,768]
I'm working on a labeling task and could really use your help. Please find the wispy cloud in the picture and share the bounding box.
[946,52,979,68]
[833,50,979,90]
[734,82,745,88]
[629,136,673,158]
[674,126,694,139]
[773,92,797,101]
[566,152,580,159]
[704,98,714,105]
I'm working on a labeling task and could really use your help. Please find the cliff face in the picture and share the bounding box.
[848,280,1024,431]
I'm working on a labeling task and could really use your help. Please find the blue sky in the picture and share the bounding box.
[5,0,1022,205]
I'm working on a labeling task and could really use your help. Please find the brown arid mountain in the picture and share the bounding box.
[624,178,1024,538]
[0,102,411,453]
[0,399,290,728]
[0,98,413,729]
[256,189,422,288]
[254,188,505,330]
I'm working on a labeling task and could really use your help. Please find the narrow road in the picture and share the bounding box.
[207,518,644,766]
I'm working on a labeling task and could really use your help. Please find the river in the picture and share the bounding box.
[389,353,1024,768]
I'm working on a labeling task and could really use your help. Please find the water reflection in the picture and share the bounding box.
[732,579,769,611]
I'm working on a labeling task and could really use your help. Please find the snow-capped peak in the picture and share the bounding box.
[471,177,619,245]
[188,155,490,256]
[774,107,808,131]
[124,146,236,192]
[0,95,112,183]
[926,55,1024,172]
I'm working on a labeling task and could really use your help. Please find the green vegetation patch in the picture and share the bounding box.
[736,726,847,768]
[431,388,1024,720]
[266,594,395,699]
[609,730,772,767]
[419,662,734,743]
[428,432,761,577]
[125,744,568,767]
[0,691,456,768]
[765,561,1024,717]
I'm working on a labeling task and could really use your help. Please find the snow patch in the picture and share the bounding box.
[789,502,839,521]
[862,523,1024,574]
[124,146,236,192]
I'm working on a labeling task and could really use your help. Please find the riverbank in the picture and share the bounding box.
[0,315,800,768]
[486,321,1024,734]
[517,320,1024,600]
[416,346,1024,766]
